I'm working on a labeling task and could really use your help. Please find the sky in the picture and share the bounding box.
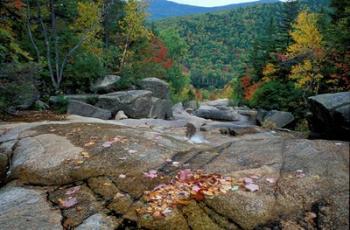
[167,0,260,7]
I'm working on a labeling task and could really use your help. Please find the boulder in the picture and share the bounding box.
[115,111,128,120]
[10,134,85,185]
[65,94,98,104]
[195,105,239,121]
[257,110,294,128]
[149,97,173,119]
[34,100,49,110]
[0,185,62,229]
[183,100,198,110]
[140,77,169,99]
[308,92,350,140]
[90,75,121,93]
[96,90,153,119]
[1,118,349,229]
[200,98,230,108]
[67,100,111,120]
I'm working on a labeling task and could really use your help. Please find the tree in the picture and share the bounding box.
[0,0,30,64]
[118,0,151,71]
[287,11,325,94]
[25,0,102,91]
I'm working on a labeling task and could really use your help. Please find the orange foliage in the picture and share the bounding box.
[240,75,262,101]
[146,38,173,69]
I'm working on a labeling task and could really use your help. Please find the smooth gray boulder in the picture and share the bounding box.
[65,94,98,103]
[96,90,153,119]
[0,185,62,229]
[140,77,169,99]
[309,92,350,140]
[67,100,111,120]
[91,75,121,93]
[149,97,173,119]
[257,110,294,128]
[195,105,239,121]
[11,134,84,185]
[200,99,230,108]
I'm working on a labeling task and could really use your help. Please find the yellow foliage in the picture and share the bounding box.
[289,59,323,92]
[262,63,278,82]
[287,11,324,59]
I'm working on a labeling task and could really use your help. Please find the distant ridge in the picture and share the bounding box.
[147,0,280,20]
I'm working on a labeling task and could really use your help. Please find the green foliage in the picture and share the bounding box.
[0,63,38,114]
[249,80,304,114]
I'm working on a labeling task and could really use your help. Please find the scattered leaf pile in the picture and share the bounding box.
[137,169,241,218]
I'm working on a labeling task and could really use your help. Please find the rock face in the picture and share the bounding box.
[257,110,295,128]
[200,98,230,108]
[0,118,348,230]
[76,213,120,230]
[149,97,173,119]
[91,75,121,93]
[67,100,112,120]
[309,92,350,140]
[0,185,62,229]
[195,105,239,121]
[11,134,84,184]
[140,77,169,99]
[115,110,128,120]
[96,90,153,118]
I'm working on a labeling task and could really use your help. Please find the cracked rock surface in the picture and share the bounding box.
[0,116,348,229]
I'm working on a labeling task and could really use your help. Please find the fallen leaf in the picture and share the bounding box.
[84,141,95,147]
[178,169,192,181]
[65,186,80,195]
[119,174,126,179]
[80,151,90,158]
[243,177,253,184]
[144,170,158,179]
[244,183,259,192]
[266,177,276,184]
[58,197,78,209]
[102,141,113,148]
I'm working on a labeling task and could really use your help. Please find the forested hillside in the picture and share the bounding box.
[156,0,332,89]
[147,0,279,20]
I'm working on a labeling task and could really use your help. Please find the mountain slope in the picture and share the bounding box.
[155,0,331,88]
[147,0,279,20]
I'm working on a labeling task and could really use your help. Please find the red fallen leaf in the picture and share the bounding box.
[178,169,193,181]
[65,186,80,195]
[58,197,78,209]
[192,191,205,201]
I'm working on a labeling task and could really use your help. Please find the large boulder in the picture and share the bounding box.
[257,110,294,128]
[149,97,173,119]
[308,92,350,140]
[0,185,62,229]
[67,100,111,120]
[140,78,169,99]
[96,90,153,119]
[0,118,348,230]
[90,75,121,93]
[195,105,239,121]
[200,99,230,108]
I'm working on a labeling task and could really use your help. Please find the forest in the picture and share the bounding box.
[1,0,349,127]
